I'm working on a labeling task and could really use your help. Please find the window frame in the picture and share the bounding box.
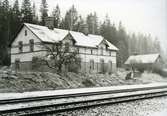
[29,39,34,52]
[100,47,103,55]
[18,41,23,53]
[25,30,27,36]
[109,50,111,56]
[15,58,20,70]
[90,59,94,70]
[64,42,70,52]
[91,49,93,55]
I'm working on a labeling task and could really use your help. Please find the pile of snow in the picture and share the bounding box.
[139,71,167,83]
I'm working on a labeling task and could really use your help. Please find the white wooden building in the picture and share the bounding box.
[10,23,118,73]
[124,53,163,71]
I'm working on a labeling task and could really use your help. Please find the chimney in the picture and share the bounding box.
[45,17,54,29]
[82,23,89,35]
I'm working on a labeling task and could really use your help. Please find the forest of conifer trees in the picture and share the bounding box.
[0,0,162,66]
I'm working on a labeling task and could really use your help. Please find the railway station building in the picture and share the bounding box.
[10,21,118,73]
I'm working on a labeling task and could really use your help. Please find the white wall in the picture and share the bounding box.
[79,49,116,63]
[11,26,45,63]
[12,26,41,46]
[78,40,117,64]
[11,25,117,67]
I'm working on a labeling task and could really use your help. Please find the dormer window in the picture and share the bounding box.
[18,41,23,53]
[25,30,27,36]
[29,39,34,52]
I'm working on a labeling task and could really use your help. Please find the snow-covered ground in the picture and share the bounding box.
[151,109,167,116]
[0,82,166,100]
[0,67,167,93]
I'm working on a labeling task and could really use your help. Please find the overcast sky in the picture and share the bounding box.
[14,0,167,52]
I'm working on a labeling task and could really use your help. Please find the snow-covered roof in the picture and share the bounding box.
[124,54,160,64]
[24,23,118,50]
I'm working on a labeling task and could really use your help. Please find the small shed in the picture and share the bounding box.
[124,53,163,72]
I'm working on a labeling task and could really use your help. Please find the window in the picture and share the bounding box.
[90,59,94,70]
[18,41,23,53]
[105,44,108,50]
[25,30,27,36]
[15,59,20,70]
[65,42,70,52]
[91,49,93,55]
[108,61,112,74]
[52,45,55,51]
[77,48,79,53]
[29,39,34,52]
[100,47,103,55]
[109,51,111,56]
[100,59,105,73]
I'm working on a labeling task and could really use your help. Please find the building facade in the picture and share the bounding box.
[10,23,118,73]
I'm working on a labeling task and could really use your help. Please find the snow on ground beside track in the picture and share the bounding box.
[139,71,167,83]
[0,82,166,100]
[151,109,167,116]
[0,67,167,93]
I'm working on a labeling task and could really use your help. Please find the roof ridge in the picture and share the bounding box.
[22,23,118,50]
[132,53,159,56]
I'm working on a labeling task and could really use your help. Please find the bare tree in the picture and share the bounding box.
[37,42,80,74]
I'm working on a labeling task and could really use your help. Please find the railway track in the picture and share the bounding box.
[0,83,167,116]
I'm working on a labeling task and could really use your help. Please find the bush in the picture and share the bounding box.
[67,58,81,73]
[31,57,42,70]
[152,68,167,77]
[137,67,145,73]
[67,63,80,73]
[82,79,95,87]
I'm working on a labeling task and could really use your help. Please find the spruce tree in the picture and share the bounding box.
[64,5,78,30]
[2,0,9,12]
[86,12,98,34]
[32,2,38,24]
[52,4,60,28]
[13,0,20,15]
[11,0,22,38]
[40,0,48,25]
[21,0,33,23]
